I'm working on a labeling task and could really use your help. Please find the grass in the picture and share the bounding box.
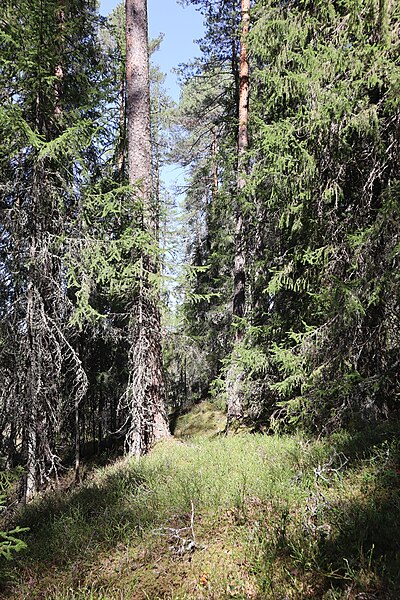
[1,405,399,599]
[172,400,227,438]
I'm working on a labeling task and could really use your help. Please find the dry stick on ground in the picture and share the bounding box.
[151,501,204,555]
[305,450,349,537]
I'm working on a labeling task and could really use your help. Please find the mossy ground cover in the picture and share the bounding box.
[1,405,399,599]
[172,401,227,438]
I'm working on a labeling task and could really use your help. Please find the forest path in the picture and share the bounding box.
[1,414,399,599]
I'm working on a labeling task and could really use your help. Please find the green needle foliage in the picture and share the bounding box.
[0,0,398,531]
[179,0,400,431]
[0,469,28,561]
[246,0,400,430]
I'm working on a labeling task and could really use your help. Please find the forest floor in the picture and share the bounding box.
[1,402,400,600]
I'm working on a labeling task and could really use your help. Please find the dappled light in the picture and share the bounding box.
[0,0,399,597]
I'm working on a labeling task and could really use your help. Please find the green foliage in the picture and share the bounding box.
[171,4,243,401]
[0,527,28,562]
[240,0,400,428]
[0,469,29,561]
[3,426,400,597]
[177,0,398,434]
[173,400,226,438]
[0,0,107,493]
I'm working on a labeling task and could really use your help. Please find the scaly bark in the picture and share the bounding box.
[378,0,390,43]
[124,0,170,455]
[234,0,250,325]
[226,0,250,426]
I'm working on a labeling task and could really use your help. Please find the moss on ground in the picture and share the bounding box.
[1,419,399,599]
[173,401,226,439]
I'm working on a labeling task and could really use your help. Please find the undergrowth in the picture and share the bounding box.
[0,409,399,599]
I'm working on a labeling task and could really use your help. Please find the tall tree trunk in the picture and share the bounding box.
[117,67,126,177]
[74,398,80,482]
[226,0,250,426]
[153,87,161,247]
[211,125,219,203]
[235,0,250,327]
[378,0,390,43]
[124,0,170,455]
[24,274,39,502]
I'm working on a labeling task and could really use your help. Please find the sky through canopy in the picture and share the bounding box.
[99,0,204,102]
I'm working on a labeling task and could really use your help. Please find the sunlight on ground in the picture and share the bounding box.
[1,418,399,599]
[173,401,227,439]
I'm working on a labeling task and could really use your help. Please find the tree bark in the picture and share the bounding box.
[234,0,250,325]
[117,71,126,177]
[125,0,170,455]
[24,275,38,502]
[74,399,80,483]
[226,0,250,426]
[211,125,219,202]
[378,0,390,43]
[126,0,152,219]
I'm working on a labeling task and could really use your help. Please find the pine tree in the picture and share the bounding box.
[178,0,399,432]
[124,0,170,455]
[225,0,251,426]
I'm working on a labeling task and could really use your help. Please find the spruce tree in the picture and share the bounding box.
[246,0,400,429]
[0,0,104,498]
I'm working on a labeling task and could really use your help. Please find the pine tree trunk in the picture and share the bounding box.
[125,0,170,455]
[378,0,390,43]
[211,125,219,202]
[74,398,80,483]
[226,0,250,426]
[126,0,152,211]
[117,69,126,177]
[25,287,38,502]
[24,242,39,502]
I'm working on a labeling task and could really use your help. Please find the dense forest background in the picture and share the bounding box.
[0,0,399,504]
[0,1,400,598]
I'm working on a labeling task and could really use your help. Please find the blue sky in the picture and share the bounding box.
[99,0,204,101]
[99,0,201,267]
